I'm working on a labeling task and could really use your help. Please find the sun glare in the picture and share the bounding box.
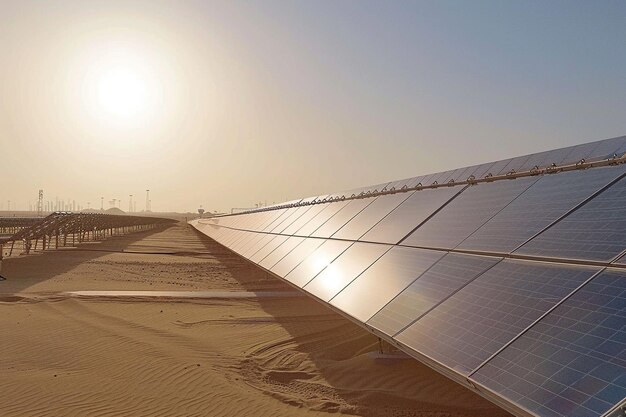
[70,40,167,129]
[96,67,148,120]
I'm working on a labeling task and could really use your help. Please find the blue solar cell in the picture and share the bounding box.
[517,173,626,262]
[330,246,445,322]
[395,260,600,375]
[367,253,501,336]
[472,269,626,417]
[458,166,626,253]
[403,177,538,249]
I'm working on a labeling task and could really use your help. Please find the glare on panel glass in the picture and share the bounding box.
[284,240,352,287]
[330,246,445,322]
[304,243,390,302]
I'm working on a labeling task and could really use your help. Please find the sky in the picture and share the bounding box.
[0,0,625,213]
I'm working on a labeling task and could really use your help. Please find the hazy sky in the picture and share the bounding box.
[1,0,625,213]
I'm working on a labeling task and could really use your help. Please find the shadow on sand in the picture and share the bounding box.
[186,225,511,417]
[0,224,174,295]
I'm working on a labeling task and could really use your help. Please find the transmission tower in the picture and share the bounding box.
[37,190,44,216]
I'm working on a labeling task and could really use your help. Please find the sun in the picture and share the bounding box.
[71,42,165,128]
[96,67,148,120]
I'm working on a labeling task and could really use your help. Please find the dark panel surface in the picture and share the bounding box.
[367,253,501,336]
[403,177,537,249]
[473,269,626,417]
[459,166,625,253]
[517,173,626,262]
[396,260,599,374]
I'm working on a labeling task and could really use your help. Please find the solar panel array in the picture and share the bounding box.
[191,136,626,417]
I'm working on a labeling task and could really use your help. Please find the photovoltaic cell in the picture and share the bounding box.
[517,174,626,262]
[395,260,599,374]
[259,236,305,269]
[367,253,501,336]
[270,237,326,277]
[330,246,445,322]
[332,192,412,240]
[271,206,312,234]
[250,235,290,263]
[304,242,390,302]
[295,200,351,236]
[403,177,538,249]
[473,269,626,417]
[282,203,328,235]
[311,198,374,238]
[458,166,626,253]
[189,135,626,417]
[241,233,275,258]
[361,186,463,244]
[283,239,352,287]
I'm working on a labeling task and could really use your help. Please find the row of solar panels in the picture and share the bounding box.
[190,138,626,417]
[259,135,626,210]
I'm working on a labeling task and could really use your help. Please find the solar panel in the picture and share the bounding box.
[332,192,412,240]
[403,177,538,249]
[296,200,351,236]
[249,235,290,262]
[458,166,626,253]
[367,253,501,336]
[395,260,599,374]
[310,198,375,238]
[473,268,626,417]
[282,203,328,235]
[283,239,352,287]
[259,236,305,269]
[190,135,626,417]
[330,246,445,322]
[517,171,626,262]
[303,242,390,302]
[270,237,326,277]
[360,185,463,244]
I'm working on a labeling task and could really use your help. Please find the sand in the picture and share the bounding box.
[0,222,512,417]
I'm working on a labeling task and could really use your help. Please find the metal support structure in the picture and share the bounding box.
[0,212,175,261]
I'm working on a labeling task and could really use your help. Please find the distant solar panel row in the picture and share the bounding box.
[191,136,626,417]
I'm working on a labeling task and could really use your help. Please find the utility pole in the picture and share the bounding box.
[145,189,151,212]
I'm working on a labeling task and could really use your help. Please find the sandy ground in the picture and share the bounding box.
[0,222,512,417]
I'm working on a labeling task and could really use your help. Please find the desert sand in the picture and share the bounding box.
[0,222,512,417]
